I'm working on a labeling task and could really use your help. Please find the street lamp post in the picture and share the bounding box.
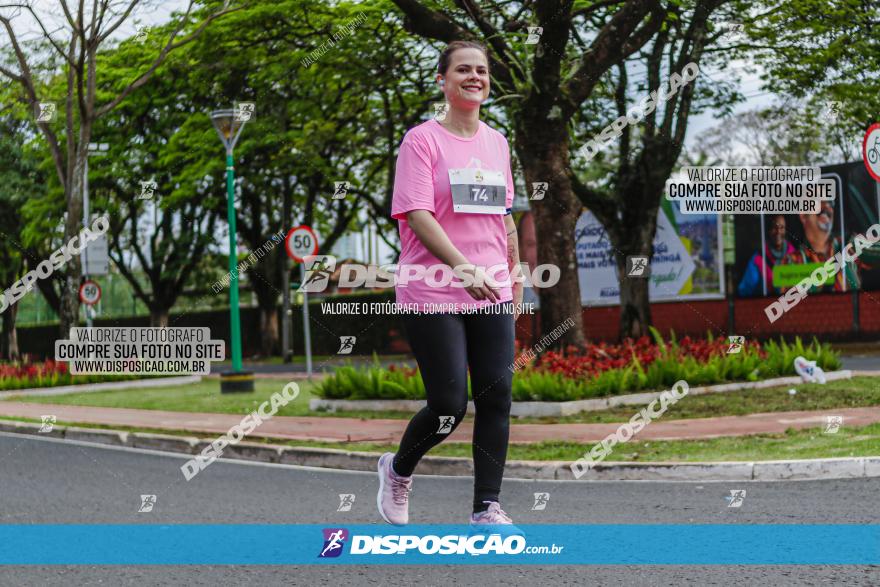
[211,108,254,393]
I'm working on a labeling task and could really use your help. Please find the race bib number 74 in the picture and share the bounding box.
[448,168,507,214]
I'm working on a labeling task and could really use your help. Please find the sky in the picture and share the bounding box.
[681,63,775,151]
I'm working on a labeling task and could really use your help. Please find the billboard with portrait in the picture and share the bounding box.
[733,161,880,297]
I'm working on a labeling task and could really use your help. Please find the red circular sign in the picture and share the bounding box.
[862,123,880,182]
[285,225,319,262]
[79,280,102,305]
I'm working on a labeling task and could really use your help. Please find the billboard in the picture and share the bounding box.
[575,202,724,306]
[733,162,880,297]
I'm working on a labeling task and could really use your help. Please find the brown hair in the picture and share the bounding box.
[437,40,489,75]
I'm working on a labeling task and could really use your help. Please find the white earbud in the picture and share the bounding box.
[439,79,445,87]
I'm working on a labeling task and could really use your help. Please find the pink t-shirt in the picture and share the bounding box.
[391,118,514,309]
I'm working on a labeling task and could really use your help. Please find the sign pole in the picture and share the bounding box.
[284,225,319,380]
[83,157,92,329]
[282,190,292,363]
[282,264,291,362]
[82,142,109,328]
[301,264,312,380]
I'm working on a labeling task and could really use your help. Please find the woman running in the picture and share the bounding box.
[376,40,523,529]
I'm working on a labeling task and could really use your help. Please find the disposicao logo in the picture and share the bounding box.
[317,528,532,557]
[319,528,348,558]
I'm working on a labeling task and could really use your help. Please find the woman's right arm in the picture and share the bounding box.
[406,209,499,302]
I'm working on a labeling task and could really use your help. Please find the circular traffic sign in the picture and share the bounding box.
[79,280,102,306]
[285,225,319,262]
[863,123,880,182]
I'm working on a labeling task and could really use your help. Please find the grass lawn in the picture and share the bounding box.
[1,379,414,420]
[6,375,880,424]
[510,376,880,424]
[283,423,880,462]
[4,380,320,418]
[3,415,877,463]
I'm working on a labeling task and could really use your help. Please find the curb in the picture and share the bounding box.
[0,375,203,399]
[2,418,877,482]
[310,370,856,417]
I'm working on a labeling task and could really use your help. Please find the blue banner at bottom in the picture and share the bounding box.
[0,525,877,565]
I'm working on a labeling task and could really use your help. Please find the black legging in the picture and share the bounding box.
[392,302,515,513]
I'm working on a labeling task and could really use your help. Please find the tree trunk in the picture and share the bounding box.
[150,308,170,327]
[259,305,279,357]
[609,172,663,339]
[248,253,282,356]
[59,147,87,338]
[1,302,20,361]
[515,121,586,349]
[251,274,280,357]
[616,253,652,339]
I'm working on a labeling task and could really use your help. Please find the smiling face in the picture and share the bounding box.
[815,201,834,235]
[437,48,490,109]
[799,201,835,253]
[767,215,786,249]
[800,201,834,237]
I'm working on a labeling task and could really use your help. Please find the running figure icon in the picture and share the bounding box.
[320,530,346,557]
[437,416,456,434]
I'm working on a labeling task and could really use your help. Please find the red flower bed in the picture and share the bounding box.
[0,356,140,390]
[520,336,765,379]
[0,359,68,380]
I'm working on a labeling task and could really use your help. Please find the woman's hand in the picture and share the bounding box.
[504,214,522,319]
[512,282,523,321]
[454,263,500,302]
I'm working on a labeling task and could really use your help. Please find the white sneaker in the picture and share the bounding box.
[469,501,524,537]
[376,453,412,525]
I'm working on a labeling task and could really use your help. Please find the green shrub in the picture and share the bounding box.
[314,337,843,402]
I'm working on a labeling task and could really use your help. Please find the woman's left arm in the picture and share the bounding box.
[504,214,523,321]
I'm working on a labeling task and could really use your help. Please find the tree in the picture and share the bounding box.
[0,100,42,358]
[0,84,69,351]
[747,0,880,128]
[570,0,742,337]
[0,0,236,337]
[84,33,224,328]
[735,1,877,178]
[169,0,435,354]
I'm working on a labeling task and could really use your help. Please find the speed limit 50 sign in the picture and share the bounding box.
[285,226,319,262]
[79,280,102,306]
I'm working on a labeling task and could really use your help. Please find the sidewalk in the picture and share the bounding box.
[0,401,877,444]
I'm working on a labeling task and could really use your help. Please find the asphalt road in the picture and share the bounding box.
[841,355,880,372]
[0,433,877,586]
